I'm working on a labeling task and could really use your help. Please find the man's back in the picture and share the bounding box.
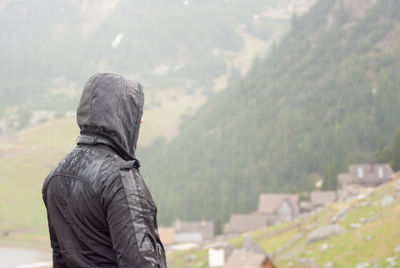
[42,73,166,268]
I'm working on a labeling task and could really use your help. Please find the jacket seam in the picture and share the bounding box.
[44,173,100,200]
[118,172,140,252]
[118,79,136,131]
[119,170,156,255]
[117,77,128,128]
[135,83,143,142]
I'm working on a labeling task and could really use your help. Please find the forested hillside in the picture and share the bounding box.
[141,0,400,225]
[0,0,306,130]
[376,128,400,172]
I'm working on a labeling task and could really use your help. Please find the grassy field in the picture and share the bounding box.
[295,181,400,268]
[0,118,78,247]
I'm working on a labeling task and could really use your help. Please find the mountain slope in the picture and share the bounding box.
[0,0,309,132]
[141,0,400,224]
[167,176,400,268]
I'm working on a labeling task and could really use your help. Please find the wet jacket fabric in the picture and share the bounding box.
[42,73,166,268]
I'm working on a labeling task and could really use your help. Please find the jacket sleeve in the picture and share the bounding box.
[105,169,166,268]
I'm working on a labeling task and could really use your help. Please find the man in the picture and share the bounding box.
[42,73,166,268]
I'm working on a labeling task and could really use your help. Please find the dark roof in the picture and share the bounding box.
[224,214,269,234]
[257,194,299,216]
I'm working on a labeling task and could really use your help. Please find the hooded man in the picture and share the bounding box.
[42,73,166,268]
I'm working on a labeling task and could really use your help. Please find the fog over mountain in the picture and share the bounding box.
[0,0,313,133]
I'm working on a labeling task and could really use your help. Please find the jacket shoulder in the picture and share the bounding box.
[42,146,134,194]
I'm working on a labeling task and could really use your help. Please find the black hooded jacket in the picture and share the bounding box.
[42,73,166,268]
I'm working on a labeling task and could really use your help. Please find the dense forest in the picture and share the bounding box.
[140,0,400,226]
[376,127,400,172]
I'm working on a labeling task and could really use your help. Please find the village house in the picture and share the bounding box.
[224,214,269,234]
[337,163,394,187]
[310,191,336,209]
[257,193,299,224]
[223,237,276,268]
[173,220,214,243]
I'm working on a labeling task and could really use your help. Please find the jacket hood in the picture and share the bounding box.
[76,73,144,160]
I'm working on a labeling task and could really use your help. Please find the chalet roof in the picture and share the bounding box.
[310,191,336,207]
[158,227,175,245]
[223,249,267,268]
[224,214,269,234]
[174,220,214,240]
[257,193,299,215]
[338,163,394,186]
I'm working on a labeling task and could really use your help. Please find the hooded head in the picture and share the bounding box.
[77,73,144,159]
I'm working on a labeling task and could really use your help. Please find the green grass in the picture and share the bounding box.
[227,235,245,248]
[305,202,400,267]
[0,118,78,246]
[286,179,400,267]
[251,221,294,238]
[256,226,301,254]
[167,248,208,268]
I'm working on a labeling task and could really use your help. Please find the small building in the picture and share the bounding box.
[257,194,299,224]
[224,214,269,234]
[222,235,276,268]
[337,163,394,187]
[173,220,214,243]
[223,249,275,268]
[310,191,336,208]
[158,227,175,246]
[209,248,225,267]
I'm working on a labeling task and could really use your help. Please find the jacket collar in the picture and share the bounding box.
[76,134,141,168]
